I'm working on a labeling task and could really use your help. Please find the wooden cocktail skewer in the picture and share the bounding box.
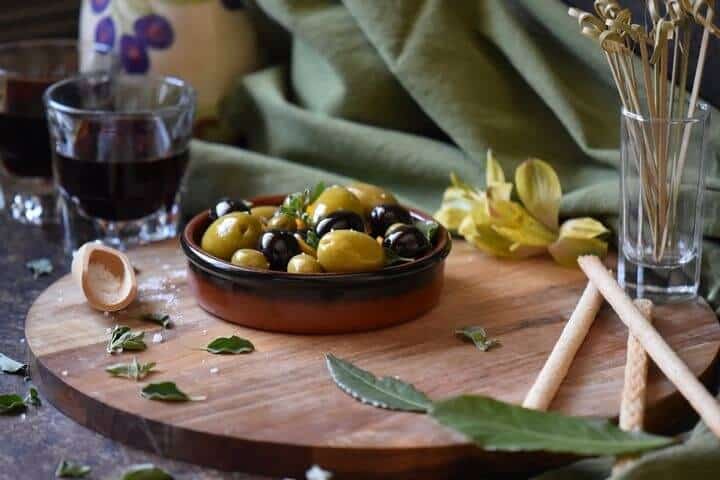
[523,280,605,410]
[613,299,654,473]
[578,255,720,438]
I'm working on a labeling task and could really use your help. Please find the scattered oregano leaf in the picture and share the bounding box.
[106,357,156,381]
[140,313,172,329]
[325,354,431,412]
[26,258,53,279]
[119,464,173,480]
[205,335,254,354]
[107,326,146,354]
[141,382,204,402]
[0,393,27,414]
[0,352,27,375]
[24,387,41,407]
[455,326,500,352]
[55,459,91,478]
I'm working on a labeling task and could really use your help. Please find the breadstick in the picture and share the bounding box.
[578,255,720,438]
[523,280,604,410]
[614,299,653,474]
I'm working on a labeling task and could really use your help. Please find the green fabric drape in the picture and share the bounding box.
[184,1,720,477]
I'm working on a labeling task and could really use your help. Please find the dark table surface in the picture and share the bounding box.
[0,214,265,480]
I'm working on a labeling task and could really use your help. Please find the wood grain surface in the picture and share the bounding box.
[25,240,720,479]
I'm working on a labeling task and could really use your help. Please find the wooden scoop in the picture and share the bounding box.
[71,242,137,312]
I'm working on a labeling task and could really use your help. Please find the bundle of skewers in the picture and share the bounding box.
[568,0,718,262]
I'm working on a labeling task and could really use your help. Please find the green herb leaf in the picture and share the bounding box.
[120,463,173,480]
[279,182,326,225]
[309,181,326,203]
[325,354,431,413]
[0,393,26,414]
[140,313,172,329]
[384,248,414,266]
[55,459,91,478]
[0,352,27,375]
[107,326,146,354]
[106,357,156,381]
[305,230,320,249]
[141,382,204,402]
[205,335,254,354]
[430,395,674,455]
[26,258,53,279]
[24,387,41,407]
[415,220,439,244]
[455,326,500,352]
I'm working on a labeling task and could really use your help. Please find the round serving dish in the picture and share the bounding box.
[181,194,452,334]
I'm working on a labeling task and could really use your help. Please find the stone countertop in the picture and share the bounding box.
[0,214,266,480]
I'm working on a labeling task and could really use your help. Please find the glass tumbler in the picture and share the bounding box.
[0,40,78,225]
[44,72,196,250]
[618,102,711,302]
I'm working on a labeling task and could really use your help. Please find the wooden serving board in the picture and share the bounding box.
[26,240,720,479]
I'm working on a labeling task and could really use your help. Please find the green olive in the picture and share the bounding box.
[250,206,277,222]
[266,213,297,232]
[347,182,398,215]
[287,253,323,274]
[201,212,264,260]
[316,230,385,273]
[231,249,269,269]
[306,185,364,224]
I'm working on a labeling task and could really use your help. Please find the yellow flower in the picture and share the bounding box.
[434,150,609,267]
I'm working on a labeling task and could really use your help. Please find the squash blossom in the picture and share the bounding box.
[434,151,609,267]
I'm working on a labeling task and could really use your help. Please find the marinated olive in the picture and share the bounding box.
[209,198,251,220]
[201,212,264,260]
[383,224,430,259]
[250,206,277,222]
[347,182,398,215]
[266,213,297,232]
[306,185,364,223]
[231,249,269,269]
[287,253,323,274]
[315,210,366,238]
[369,204,412,237]
[258,231,301,270]
[316,230,385,273]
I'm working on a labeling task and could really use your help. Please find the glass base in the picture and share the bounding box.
[0,169,57,225]
[618,254,699,303]
[60,194,180,252]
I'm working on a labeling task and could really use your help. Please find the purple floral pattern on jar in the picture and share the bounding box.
[134,14,174,50]
[120,34,149,74]
[91,0,111,14]
[94,16,115,53]
[221,0,245,10]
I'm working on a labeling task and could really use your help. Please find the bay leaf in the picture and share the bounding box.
[106,357,156,381]
[430,395,674,455]
[140,313,172,329]
[0,352,27,375]
[26,258,53,279]
[55,459,91,478]
[455,326,500,352]
[325,354,431,413]
[0,393,26,414]
[120,463,173,480]
[205,335,254,354]
[107,326,146,354]
[141,382,204,402]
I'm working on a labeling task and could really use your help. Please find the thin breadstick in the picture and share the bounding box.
[614,299,653,474]
[523,280,604,410]
[578,255,720,438]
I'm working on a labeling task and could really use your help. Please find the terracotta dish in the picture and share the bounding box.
[181,194,451,334]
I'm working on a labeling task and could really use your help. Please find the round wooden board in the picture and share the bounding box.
[26,240,720,479]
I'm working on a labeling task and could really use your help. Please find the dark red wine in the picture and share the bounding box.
[54,150,189,221]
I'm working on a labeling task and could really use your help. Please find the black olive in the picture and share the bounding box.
[209,198,251,220]
[315,210,366,238]
[383,225,430,259]
[258,231,301,270]
[369,204,412,237]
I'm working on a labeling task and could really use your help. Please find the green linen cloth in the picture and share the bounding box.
[185,1,720,477]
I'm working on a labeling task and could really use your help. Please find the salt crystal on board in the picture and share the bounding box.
[61,370,68,376]
[210,367,219,374]
[152,333,163,344]
[306,465,332,480]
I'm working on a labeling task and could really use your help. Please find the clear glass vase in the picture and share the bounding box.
[618,103,710,302]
